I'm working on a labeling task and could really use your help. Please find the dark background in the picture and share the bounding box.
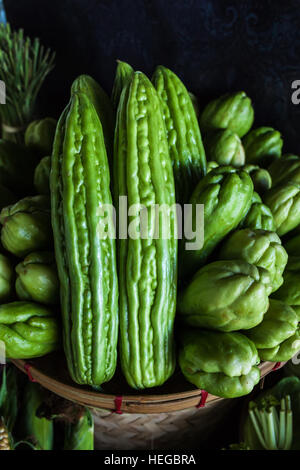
[4,0,300,152]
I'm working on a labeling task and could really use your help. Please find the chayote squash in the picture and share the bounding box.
[219,228,288,292]
[204,128,245,167]
[178,260,270,332]
[181,166,253,277]
[153,65,206,204]
[179,328,260,398]
[0,254,14,303]
[243,126,283,167]
[268,154,300,188]
[34,156,51,195]
[15,252,59,306]
[0,301,59,359]
[25,118,57,157]
[243,164,272,194]
[240,191,275,231]
[263,182,300,236]
[114,71,177,389]
[272,270,300,307]
[0,195,52,257]
[51,90,118,386]
[200,91,254,138]
[258,328,300,362]
[206,160,219,173]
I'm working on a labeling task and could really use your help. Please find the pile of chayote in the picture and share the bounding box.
[179,91,300,398]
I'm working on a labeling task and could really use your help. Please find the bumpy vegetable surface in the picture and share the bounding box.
[243,164,272,194]
[179,329,260,398]
[178,260,270,331]
[114,71,177,389]
[15,252,59,305]
[0,301,59,358]
[51,91,118,386]
[204,128,245,167]
[181,166,253,277]
[240,192,275,231]
[200,91,254,138]
[245,299,299,349]
[269,155,300,188]
[263,182,300,236]
[243,127,283,167]
[0,196,52,257]
[219,229,288,292]
[258,328,300,362]
[34,156,51,195]
[0,254,14,303]
[25,118,57,157]
[111,60,134,110]
[153,65,206,204]
[272,270,300,306]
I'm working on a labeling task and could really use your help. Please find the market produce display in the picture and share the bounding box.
[0,25,299,402]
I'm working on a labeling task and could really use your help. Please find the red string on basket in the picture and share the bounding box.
[196,390,208,408]
[272,362,282,371]
[114,395,123,414]
[24,363,37,383]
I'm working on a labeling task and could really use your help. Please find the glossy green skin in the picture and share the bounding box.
[0,196,52,257]
[0,301,59,359]
[153,65,206,204]
[263,182,300,236]
[189,92,199,118]
[64,409,94,450]
[51,92,118,386]
[15,252,59,305]
[206,160,219,173]
[219,229,288,293]
[25,118,57,157]
[111,60,134,110]
[258,328,300,362]
[245,299,298,349]
[34,156,51,195]
[272,270,300,306]
[243,164,272,194]
[20,381,53,450]
[71,75,114,159]
[269,155,300,188]
[240,191,275,231]
[0,139,37,196]
[200,91,254,138]
[179,329,260,398]
[204,128,245,167]
[114,72,177,389]
[243,127,283,166]
[178,260,270,331]
[0,254,14,302]
[181,166,253,277]
[0,184,17,210]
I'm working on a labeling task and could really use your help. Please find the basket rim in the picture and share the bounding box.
[11,358,284,414]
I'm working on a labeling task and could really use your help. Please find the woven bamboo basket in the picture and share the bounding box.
[11,354,284,450]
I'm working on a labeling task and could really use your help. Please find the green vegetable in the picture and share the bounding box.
[64,408,94,450]
[245,299,299,349]
[51,90,118,386]
[240,192,275,231]
[71,74,114,158]
[263,182,300,236]
[178,260,270,331]
[0,366,19,434]
[114,71,177,389]
[258,328,300,362]
[15,252,59,305]
[111,60,134,110]
[25,118,57,157]
[243,164,272,194]
[219,229,288,292]
[0,301,59,359]
[0,195,52,257]
[0,140,38,196]
[19,381,53,450]
[200,91,254,138]
[206,161,219,173]
[272,270,300,306]
[181,166,253,277]
[153,65,206,204]
[204,128,245,167]
[0,254,14,303]
[179,329,260,398]
[268,154,300,188]
[243,127,283,166]
[34,156,51,195]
